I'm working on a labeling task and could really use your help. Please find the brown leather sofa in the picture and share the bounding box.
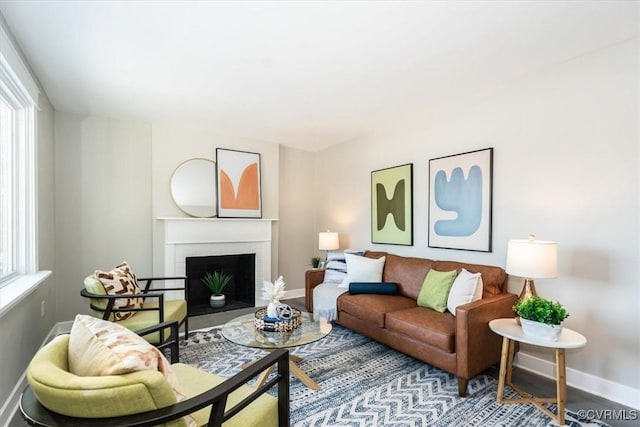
[305,250,517,396]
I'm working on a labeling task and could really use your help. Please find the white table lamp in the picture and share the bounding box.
[506,234,557,301]
[318,231,339,261]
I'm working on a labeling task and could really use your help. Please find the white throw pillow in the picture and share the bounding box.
[446,268,483,315]
[68,314,185,397]
[67,314,195,426]
[338,254,386,288]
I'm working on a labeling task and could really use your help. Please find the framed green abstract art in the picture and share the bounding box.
[371,163,413,245]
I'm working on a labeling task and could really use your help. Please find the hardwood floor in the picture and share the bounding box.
[485,365,637,426]
[10,297,637,426]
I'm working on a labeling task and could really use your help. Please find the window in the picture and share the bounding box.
[0,23,40,289]
[0,95,16,283]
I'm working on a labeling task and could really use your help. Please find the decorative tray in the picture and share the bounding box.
[254,307,302,332]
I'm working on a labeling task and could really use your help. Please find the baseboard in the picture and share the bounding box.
[0,371,25,427]
[283,288,305,300]
[1,321,73,427]
[515,351,640,410]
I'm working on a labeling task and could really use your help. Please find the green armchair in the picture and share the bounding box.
[82,274,189,344]
[21,321,289,427]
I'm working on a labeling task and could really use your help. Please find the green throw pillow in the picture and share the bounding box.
[417,269,458,313]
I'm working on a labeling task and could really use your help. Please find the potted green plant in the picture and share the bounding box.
[201,271,232,308]
[513,296,569,341]
[310,256,321,269]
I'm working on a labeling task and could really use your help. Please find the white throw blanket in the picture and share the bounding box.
[313,282,347,322]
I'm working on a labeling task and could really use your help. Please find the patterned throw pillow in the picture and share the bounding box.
[323,259,348,284]
[323,250,366,284]
[68,314,196,427]
[95,261,143,320]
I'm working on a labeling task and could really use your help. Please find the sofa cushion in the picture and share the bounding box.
[339,253,385,288]
[115,299,187,344]
[417,269,457,313]
[385,307,456,353]
[338,294,415,328]
[433,260,506,296]
[365,252,435,299]
[172,364,279,427]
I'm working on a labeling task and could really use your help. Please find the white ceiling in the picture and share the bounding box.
[0,1,637,151]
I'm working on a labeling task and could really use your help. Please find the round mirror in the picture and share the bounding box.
[170,158,217,217]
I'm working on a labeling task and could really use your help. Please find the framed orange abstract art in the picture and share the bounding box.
[216,148,262,218]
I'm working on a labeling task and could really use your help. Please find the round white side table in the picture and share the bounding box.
[489,318,587,426]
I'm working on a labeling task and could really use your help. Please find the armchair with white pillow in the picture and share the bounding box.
[20,315,289,427]
[81,261,189,344]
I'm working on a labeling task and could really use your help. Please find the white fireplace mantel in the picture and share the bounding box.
[158,217,278,306]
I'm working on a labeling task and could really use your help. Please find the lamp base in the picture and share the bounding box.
[519,278,537,301]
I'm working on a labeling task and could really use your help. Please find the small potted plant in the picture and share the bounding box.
[310,256,321,269]
[201,271,232,308]
[513,296,569,341]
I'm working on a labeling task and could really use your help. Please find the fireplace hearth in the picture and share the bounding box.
[186,254,256,316]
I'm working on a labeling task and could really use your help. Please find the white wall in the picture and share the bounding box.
[54,113,153,320]
[53,118,288,325]
[278,146,316,293]
[314,39,639,405]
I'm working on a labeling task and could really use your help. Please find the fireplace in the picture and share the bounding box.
[158,217,275,308]
[186,254,256,315]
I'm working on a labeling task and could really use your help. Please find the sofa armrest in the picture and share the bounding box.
[304,269,325,312]
[455,292,518,380]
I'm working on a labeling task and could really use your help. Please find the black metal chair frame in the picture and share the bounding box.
[20,321,290,427]
[80,276,189,342]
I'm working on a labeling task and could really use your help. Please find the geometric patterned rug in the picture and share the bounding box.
[179,325,609,427]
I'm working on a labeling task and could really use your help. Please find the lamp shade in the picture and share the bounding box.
[318,231,339,251]
[506,238,557,279]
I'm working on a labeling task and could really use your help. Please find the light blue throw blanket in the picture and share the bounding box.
[313,282,347,322]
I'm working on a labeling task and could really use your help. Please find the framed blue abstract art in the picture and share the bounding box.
[371,163,413,246]
[428,148,493,252]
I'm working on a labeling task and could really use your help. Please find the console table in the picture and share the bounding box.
[489,318,587,425]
